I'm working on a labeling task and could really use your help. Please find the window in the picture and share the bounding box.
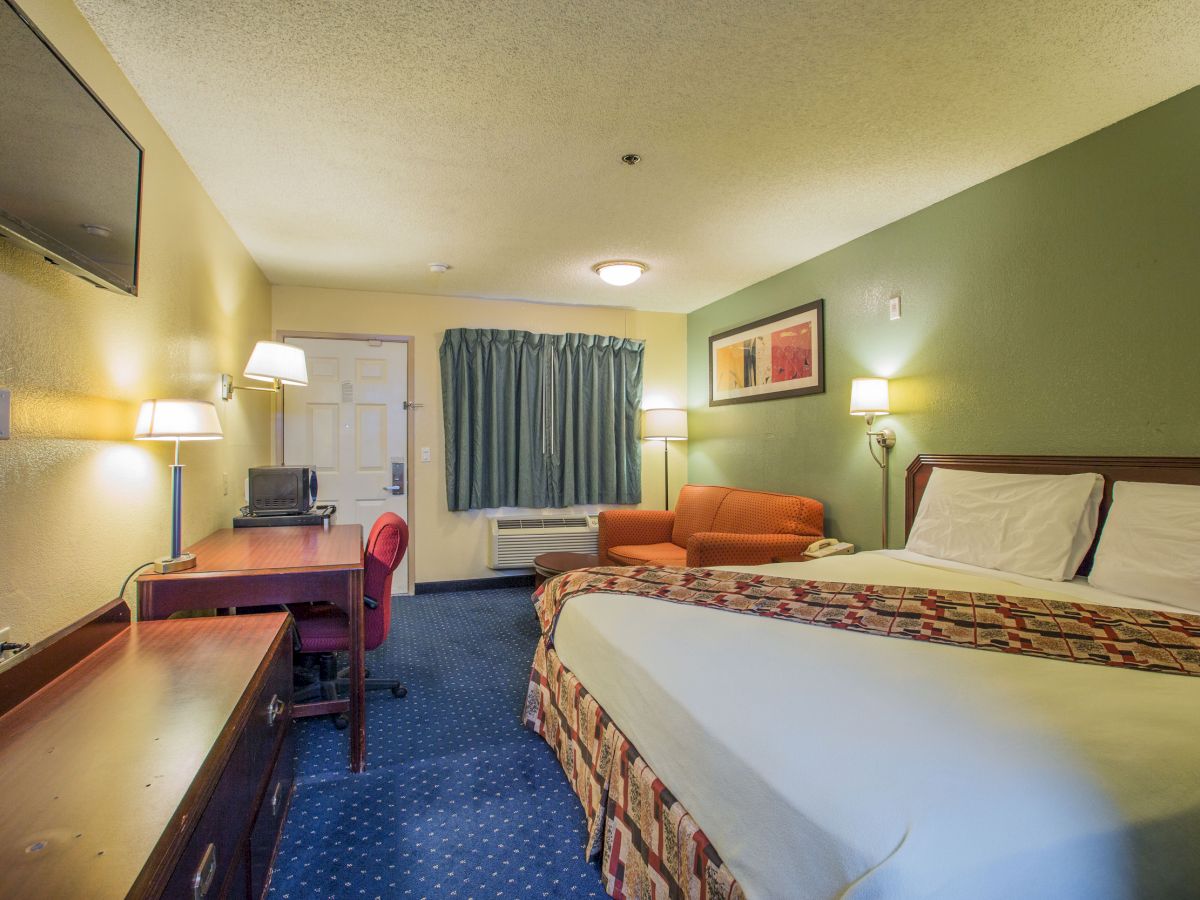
[439,328,644,511]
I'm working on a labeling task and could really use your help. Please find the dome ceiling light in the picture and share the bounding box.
[593,260,646,286]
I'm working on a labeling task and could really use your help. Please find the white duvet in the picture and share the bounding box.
[551,551,1200,899]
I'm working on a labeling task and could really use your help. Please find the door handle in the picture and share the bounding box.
[383,485,402,494]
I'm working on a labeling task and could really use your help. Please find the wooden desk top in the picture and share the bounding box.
[139,524,363,582]
[0,613,290,898]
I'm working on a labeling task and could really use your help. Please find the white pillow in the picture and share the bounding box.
[906,468,1103,581]
[1088,481,1200,611]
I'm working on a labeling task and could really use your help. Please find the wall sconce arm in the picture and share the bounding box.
[220,374,283,401]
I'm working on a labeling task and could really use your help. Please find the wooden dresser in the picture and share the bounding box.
[0,602,295,899]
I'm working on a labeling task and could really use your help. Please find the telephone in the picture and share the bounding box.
[804,538,855,558]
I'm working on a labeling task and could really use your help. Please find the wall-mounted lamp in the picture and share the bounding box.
[220,340,308,401]
[134,399,223,573]
[849,377,896,548]
[642,408,688,509]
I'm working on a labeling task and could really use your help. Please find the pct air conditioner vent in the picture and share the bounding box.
[488,515,599,569]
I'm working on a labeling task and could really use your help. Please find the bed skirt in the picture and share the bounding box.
[524,635,744,900]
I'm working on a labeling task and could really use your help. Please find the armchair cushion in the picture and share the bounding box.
[710,489,824,537]
[671,484,733,547]
[599,509,674,564]
[687,533,818,568]
[608,542,688,567]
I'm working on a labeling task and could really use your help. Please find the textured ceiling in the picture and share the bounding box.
[74,0,1200,312]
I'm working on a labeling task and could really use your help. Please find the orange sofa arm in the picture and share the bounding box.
[598,509,676,564]
[686,532,822,568]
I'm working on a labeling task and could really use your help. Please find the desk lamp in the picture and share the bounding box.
[849,377,896,548]
[642,408,688,509]
[135,399,223,573]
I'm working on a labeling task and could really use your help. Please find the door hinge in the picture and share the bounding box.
[403,401,424,411]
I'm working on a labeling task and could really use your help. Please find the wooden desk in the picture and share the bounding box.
[138,524,368,773]
[0,608,294,899]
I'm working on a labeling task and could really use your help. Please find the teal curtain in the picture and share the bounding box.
[440,328,643,511]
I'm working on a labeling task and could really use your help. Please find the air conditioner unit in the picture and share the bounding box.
[487,514,599,569]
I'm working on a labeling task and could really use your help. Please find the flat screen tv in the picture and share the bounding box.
[0,0,143,295]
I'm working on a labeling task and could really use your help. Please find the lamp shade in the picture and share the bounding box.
[594,261,646,286]
[643,408,688,441]
[849,378,890,416]
[134,399,223,440]
[243,340,308,385]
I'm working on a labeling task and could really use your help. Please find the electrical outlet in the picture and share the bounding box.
[888,295,902,320]
[420,447,431,463]
[0,388,10,439]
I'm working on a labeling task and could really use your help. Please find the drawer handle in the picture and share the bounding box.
[192,842,217,899]
[266,694,286,727]
[271,779,284,817]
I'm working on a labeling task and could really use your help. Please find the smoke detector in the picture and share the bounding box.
[429,263,450,274]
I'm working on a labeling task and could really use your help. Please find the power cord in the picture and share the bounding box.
[118,561,156,602]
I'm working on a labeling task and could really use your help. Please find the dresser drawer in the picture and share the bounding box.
[162,632,292,899]
[245,637,293,780]
[248,733,295,899]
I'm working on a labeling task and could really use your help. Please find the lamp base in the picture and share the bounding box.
[154,553,197,574]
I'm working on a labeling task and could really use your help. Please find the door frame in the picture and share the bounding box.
[276,329,417,595]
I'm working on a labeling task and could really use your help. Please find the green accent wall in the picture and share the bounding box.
[687,86,1199,550]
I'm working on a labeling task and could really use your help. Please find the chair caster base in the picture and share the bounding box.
[392,684,407,698]
[333,714,349,730]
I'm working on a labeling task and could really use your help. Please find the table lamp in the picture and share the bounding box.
[642,408,688,509]
[135,399,223,573]
[849,377,896,548]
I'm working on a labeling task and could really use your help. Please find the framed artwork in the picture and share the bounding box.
[708,299,824,406]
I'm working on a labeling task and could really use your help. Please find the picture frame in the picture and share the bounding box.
[708,298,825,406]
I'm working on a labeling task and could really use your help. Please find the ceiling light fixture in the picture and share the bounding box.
[429,263,450,273]
[593,260,646,286]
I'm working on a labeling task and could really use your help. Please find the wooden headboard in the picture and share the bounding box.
[905,454,1200,574]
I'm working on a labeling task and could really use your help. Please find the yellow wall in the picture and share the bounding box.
[0,1,272,646]
[272,286,687,584]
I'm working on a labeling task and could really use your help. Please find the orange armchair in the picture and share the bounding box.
[599,484,824,568]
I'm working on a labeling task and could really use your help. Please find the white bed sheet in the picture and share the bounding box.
[552,552,1200,899]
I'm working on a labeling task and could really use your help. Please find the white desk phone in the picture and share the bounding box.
[804,538,855,558]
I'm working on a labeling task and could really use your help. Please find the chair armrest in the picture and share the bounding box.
[686,533,822,568]
[598,509,676,564]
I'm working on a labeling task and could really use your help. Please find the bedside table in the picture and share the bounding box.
[533,551,602,587]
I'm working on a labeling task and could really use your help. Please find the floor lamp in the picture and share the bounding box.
[849,378,896,548]
[134,399,224,573]
[642,408,688,510]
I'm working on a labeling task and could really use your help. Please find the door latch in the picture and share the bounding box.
[384,459,406,495]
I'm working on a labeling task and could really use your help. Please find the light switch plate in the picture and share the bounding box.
[0,388,10,439]
[420,447,432,462]
[888,295,902,320]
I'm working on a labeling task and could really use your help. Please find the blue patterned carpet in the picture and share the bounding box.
[268,588,607,899]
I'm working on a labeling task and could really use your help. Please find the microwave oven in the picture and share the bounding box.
[248,466,318,515]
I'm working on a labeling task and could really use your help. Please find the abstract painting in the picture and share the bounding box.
[708,299,824,405]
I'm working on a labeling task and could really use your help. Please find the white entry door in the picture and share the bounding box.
[282,336,410,594]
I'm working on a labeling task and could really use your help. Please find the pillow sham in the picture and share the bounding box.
[1088,481,1200,611]
[906,468,1103,581]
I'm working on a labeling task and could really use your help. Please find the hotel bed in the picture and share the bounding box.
[524,455,1200,899]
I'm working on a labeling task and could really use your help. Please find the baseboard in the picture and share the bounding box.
[414,573,535,595]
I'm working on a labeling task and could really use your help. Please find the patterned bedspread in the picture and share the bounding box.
[534,565,1200,677]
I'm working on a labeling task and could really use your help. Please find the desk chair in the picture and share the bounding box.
[292,512,408,729]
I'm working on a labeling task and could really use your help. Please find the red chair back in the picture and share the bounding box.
[364,513,409,650]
